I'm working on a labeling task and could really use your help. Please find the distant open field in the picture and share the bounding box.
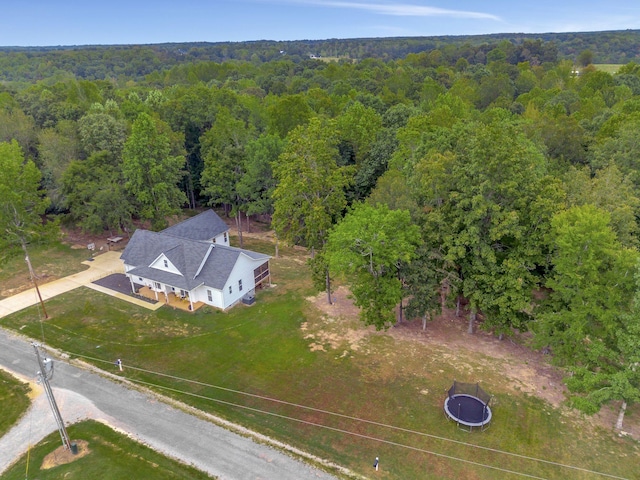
[594,64,623,73]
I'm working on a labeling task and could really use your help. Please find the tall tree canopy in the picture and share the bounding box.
[0,140,54,252]
[534,205,640,428]
[272,117,353,250]
[534,204,638,365]
[408,115,564,336]
[122,113,186,230]
[326,202,420,329]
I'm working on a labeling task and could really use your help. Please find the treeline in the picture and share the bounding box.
[2,42,640,426]
[0,29,638,83]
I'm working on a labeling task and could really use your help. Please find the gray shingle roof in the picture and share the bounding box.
[161,209,229,241]
[121,228,269,290]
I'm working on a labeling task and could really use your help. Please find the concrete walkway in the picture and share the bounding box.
[0,252,162,319]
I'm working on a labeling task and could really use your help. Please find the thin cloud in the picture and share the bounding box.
[285,0,501,20]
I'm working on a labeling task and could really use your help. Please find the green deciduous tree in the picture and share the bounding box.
[563,164,640,248]
[402,241,454,330]
[0,140,55,254]
[62,152,134,235]
[37,120,81,212]
[535,206,640,429]
[336,101,383,165]
[122,113,186,230]
[0,107,38,159]
[272,117,353,302]
[326,203,420,329]
[78,110,127,159]
[272,117,353,250]
[534,205,637,366]
[237,133,284,218]
[200,107,255,243]
[266,94,312,138]
[409,116,563,337]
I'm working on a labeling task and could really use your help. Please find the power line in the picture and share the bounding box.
[126,375,550,480]
[65,350,630,480]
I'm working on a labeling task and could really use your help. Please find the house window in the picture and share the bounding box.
[229,285,232,294]
[207,290,212,302]
[163,259,168,268]
[154,282,161,290]
[223,232,228,242]
[138,277,143,282]
[238,279,243,291]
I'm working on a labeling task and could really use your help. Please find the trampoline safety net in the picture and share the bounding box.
[448,381,491,406]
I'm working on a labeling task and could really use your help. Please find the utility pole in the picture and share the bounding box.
[32,343,72,452]
[25,254,48,319]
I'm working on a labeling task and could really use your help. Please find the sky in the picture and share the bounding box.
[1,0,639,47]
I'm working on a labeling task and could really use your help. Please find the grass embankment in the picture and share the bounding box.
[1,237,639,479]
[0,369,30,437]
[2,420,215,480]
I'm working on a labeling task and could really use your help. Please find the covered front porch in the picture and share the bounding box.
[137,286,205,312]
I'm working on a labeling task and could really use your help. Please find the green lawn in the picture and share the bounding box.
[2,420,215,479]
[0,242,90,299]
[1,238,639,479]
[0,369,30,437]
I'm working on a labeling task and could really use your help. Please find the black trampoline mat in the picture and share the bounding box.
[445,394,490,424]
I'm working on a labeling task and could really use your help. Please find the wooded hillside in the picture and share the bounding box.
[0,29,638,82]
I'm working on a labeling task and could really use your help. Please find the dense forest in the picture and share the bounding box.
[0,29,638,82]
[2,31,640,426]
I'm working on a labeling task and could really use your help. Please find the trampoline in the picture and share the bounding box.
[444,381,492,431]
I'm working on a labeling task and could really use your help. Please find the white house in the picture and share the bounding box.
[120,210,271,311]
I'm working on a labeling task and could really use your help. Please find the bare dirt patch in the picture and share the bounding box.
[62,226,129,252]
[41,440,90,469]
[306,286,640,439]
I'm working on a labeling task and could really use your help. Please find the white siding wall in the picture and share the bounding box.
[212,231,230,246]
[193,285,224,309]
[221,255,265,309]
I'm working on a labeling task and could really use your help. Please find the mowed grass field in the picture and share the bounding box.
[2,420,215,480]
[1,236,639,479]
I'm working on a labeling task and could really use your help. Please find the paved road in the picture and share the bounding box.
[0,328,342,479]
